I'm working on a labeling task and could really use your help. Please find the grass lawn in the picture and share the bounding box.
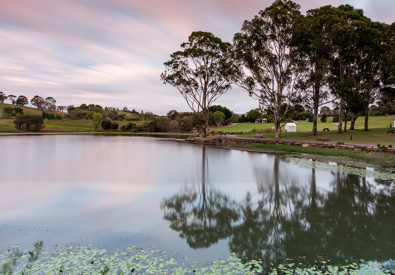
[244,142,395,167]
[213,115,395,145]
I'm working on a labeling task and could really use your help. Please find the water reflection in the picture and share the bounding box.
[161,146,239,248]
[162,147,395,268]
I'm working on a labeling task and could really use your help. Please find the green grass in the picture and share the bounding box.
[214,115,395,145]
[215,115,395,133]
[0,119,17,131]
[244,142,395,167]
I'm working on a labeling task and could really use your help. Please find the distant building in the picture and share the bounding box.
[285,123,297,132]
[320,110,335,117]
[255,118,267,123]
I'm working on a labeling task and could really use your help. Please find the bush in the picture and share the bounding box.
[389,144,393,148]
[377,143,381,147]
[55,114,62,120]
[2,106,14,118]
[101,118,112,130]
[13,107,23,116]
[120,122,136,131]
[47,113,55,119]
[321,113,327,123]
[208,129,223,135]
[111,122,119,130]
[14,115,44,131]
[179,117,193,132]
[332,115,339,123]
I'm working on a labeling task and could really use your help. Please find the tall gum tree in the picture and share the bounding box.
[234,0,303,139]
[161,31,241,137]
[291,7,334,136]
[326,5,371,134]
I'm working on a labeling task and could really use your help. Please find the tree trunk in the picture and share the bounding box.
[275,119,281,139]
[202,109,208,137]
[313,101,318,136]
[349,113,355,130]
[343,111,347,133]
[364,104,369,131]
[338,98,343,134]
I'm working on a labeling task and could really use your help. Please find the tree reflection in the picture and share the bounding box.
[161,152,395,267]
[160,146,239,248]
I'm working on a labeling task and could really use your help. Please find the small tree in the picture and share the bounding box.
[16,95,28,106]
[0,91,7,103]
[161,31,241,137]
[111,121,119,130]
[212,111,226,126]
[2,106,14,118]
[92,113,103,130]
[320,113,327,123]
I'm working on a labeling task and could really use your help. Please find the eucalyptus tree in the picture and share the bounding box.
[161,31,241,137]
[234,0,303,139]
[326,5,371,133]
[0,91,7,103]
[291,7,333,136]
[7,95,16,105]
[31,95,45,110]
[16,95,28,107]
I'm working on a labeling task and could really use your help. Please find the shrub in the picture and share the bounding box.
[120,122,136,131]
[2,106,14,118]
[179,117,193,132]
[14,115,44,131]
[101,118,112,130]
[321,113,327,123]
[47,113,55,119]
[389,144,393,148]
[169,120,179,132]
[381,144,386,148]
[13,107,23,116]
[55,114,62,120]
[92,113,103,130]
[332,115,339,123]
[111,121,119,130]
[208,129,223,135]
[377,143,381,147]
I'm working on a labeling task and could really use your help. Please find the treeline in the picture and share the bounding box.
[115,105,239,133]
[161,0,395,138]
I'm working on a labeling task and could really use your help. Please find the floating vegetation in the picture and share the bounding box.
[284,156,395,181]
[1,244,394,274]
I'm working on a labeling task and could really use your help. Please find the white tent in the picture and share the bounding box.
[285,123,297,132]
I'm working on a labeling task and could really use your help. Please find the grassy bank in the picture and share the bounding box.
[244,142,395,168]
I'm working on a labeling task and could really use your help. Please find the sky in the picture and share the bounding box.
[0,0,394,115]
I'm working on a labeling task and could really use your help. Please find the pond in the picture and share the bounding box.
[0,135,394,270]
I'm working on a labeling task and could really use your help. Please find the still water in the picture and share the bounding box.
[0,135,394,268]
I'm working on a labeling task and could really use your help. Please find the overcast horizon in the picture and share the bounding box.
[1,0,394,115]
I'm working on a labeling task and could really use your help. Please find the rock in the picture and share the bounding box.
[302,144,309,148]
[255,134,263,138]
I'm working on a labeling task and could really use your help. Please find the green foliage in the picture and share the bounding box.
[377,143,381,147]
[239,114,247,123]
[179,117,193,132]
[120,122,136,131]
[2,107,14,119]
[47,113,55,119]
[211,111,226,126]
[0,92,7,103]
[14,115,44,131]
[101,118,112,130]
[55,114,62,120]
[208,105,232,120]
[13,107,23,116]
[246,109,262,123]
[389,144,393,148]
[92,113,103,130]
[110,121,119,130]
[320,113,327,122]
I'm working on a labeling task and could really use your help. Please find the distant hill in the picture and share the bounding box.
[0,103,42,116]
